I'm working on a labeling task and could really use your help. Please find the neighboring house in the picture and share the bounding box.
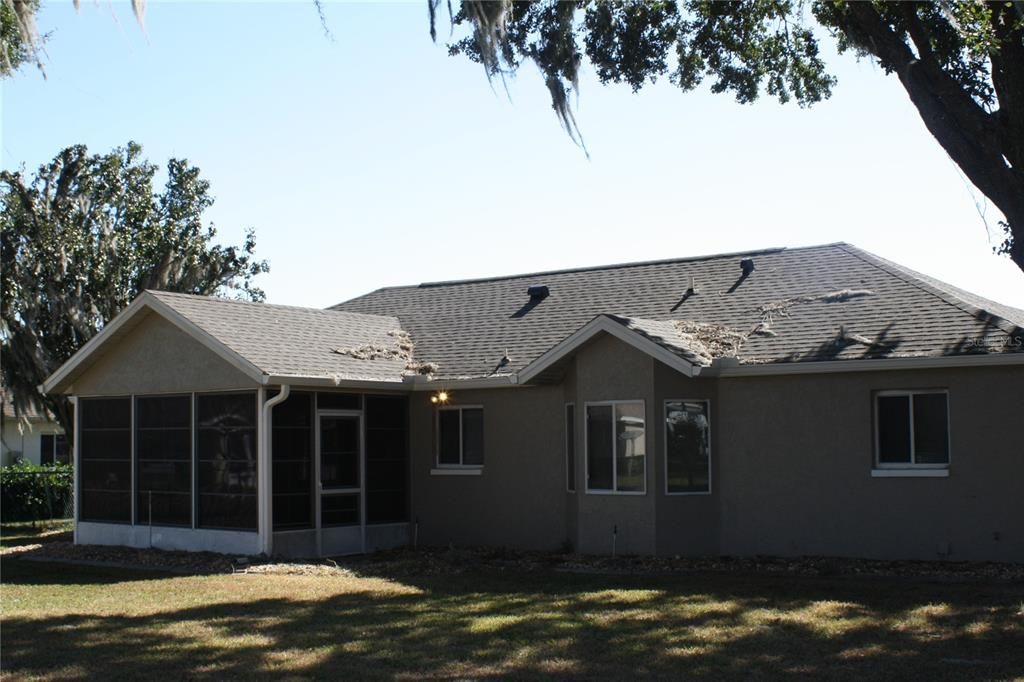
[42,243,1024,561]
[1,390,68,466]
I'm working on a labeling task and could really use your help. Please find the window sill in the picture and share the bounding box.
[430,467,483,476]
[871,468,949,478]
[584,489,647,496]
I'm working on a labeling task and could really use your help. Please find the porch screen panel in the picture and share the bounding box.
[79,397,131,522]
[272,391,313,530]
[365,395,408,524]
[135,395,192,526]
[196,392,257,530]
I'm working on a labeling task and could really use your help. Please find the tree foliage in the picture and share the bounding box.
[1,0,145,78]
[0,142,269,435]
[435,1,1024,274]
[0,0,39,76]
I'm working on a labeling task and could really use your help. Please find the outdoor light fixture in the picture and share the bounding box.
[431,390,450,405]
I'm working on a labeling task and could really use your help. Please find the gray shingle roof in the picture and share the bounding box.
[330,242,1024,378]
[149,291,409,382]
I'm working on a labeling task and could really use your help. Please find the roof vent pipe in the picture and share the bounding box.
[527,285,549,301]
[740,258,755,275]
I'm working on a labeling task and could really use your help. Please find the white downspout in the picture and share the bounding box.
[259,384,290,556]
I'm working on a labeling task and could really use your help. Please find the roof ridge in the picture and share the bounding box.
[145,290,398,322]
[835,245,1022,335]
[415,244,813,288]
[334,244,858,308]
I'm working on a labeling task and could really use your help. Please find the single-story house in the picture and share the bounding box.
[1,389,69,466]
[42,243,1024,561]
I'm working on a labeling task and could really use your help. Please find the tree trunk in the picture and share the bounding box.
[841,2,1024,274]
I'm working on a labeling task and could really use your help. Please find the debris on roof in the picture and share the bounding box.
[837,326,877,348]
[756,289,874,334]
[673,320,748,365]
[333,330,413,361]
[333,344,402,361]
[332,330,438,376]
[404,361,439,376]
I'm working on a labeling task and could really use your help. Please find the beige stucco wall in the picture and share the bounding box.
[652,361,720,557]
[409,336,1022,562]
[71,312,257,396]
[409,385,568,551]
[569,333,657,556]
[562,361,579,549]
[716,366,1024,562]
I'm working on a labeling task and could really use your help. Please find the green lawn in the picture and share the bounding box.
[1,553,1023,680]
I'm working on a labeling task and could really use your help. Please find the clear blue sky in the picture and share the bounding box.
[4,1,1023,308]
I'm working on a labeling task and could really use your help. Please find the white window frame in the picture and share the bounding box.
[663,399,712,496]
[584,400,647,496]
[873,389,951,473]
[434,405,484,471]
[565,403,576,493]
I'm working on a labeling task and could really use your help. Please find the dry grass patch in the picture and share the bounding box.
[2,554,1023,680]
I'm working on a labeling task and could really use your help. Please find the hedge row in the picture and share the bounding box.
[0,462,74,522]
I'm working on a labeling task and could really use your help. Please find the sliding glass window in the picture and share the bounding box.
[196,392,258,530]
[135,395,192,526]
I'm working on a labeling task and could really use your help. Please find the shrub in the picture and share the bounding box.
[0,462,73,523]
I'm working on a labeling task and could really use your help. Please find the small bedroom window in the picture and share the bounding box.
[873,390,949,477]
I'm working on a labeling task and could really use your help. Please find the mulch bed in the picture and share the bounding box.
[4,540,1023,582]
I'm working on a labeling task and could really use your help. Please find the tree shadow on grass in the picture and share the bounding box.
[0,521,72,549]
[1,554,168,587]
[3,558,1023,680]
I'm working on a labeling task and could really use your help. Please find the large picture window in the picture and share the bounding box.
[79,397,132,522]
[196,392,258,530]
[875,391,949,467]
[135,395,192,526]
[586,401,645,493]
[437,407,483,467]
[272,391,314,531]
[665,400,710,494]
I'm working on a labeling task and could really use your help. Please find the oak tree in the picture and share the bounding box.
[0,142,269,435]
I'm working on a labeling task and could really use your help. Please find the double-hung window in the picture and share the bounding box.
[437,406,484,468]
[586,401,645,493]
[874,390,949,472]
[665,400,711,494]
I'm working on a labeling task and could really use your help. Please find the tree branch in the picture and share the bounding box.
[844,2,1024,270]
